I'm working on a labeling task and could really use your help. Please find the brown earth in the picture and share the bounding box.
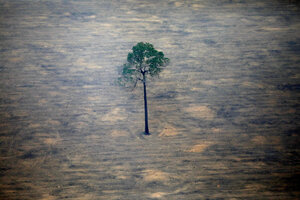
[0,0,299,199]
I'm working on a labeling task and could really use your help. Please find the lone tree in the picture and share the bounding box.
[118,42,169,135]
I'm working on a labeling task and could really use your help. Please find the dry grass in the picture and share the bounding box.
[159,125,178,137]
[101,108,127,122]
[149,192,169,198]
[142,169,170,182]
[184,105,215,120]
[186,143,212,153]
[110,130,129,137]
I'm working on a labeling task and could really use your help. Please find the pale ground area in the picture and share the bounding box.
[0,0,299,199]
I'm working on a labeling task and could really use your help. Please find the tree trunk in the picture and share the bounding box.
[143,74,149,135]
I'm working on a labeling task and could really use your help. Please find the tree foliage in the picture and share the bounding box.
[118,42,169,87]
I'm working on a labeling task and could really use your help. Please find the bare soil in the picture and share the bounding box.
[0,0,299,199]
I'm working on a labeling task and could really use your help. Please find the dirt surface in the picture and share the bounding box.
[0,0,299,199]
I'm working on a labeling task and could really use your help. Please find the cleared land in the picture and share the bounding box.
[0,0,299,199]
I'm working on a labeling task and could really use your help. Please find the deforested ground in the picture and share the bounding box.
[0,0,299,199]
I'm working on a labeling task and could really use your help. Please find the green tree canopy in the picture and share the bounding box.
[119,42,169,87]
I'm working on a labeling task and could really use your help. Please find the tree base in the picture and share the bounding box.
[138,132,151,139]
[143,132,151,135]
